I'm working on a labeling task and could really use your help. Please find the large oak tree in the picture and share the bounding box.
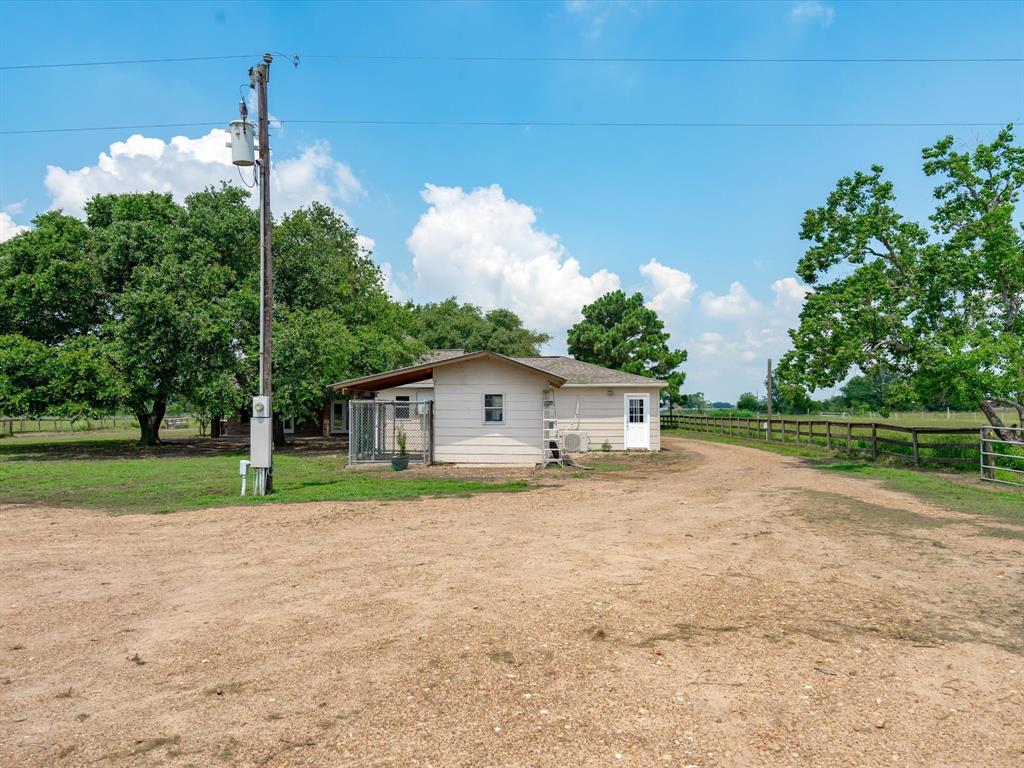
[777,126,1023,441]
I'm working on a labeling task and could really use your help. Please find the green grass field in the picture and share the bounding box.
[664,430,1024,522]
[0,430,528,514]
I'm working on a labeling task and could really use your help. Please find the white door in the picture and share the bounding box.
[624,393,651,450]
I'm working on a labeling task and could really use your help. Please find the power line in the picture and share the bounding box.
[0,122,225,135]
[3,53,1022,70]
[303,54,1024,64]
[1,119,1015,136]
[0,55,258,70]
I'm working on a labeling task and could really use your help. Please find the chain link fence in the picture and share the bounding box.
[349,400,433,465]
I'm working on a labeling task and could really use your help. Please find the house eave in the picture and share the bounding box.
[331,350,568,395]
[560,381,668,389]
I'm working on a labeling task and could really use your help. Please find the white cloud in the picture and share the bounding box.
[273,142,363,212]
[771,276,811,313]
[43,130,362,218]
[0,211,30,242]
[640,258,696,315]
[406,183,620,337]
[684,275,811,399]
[356,234,376,254]
[788,1,835,26]
[699,281,762,319]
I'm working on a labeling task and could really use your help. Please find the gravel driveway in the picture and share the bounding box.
[1,437,1021,766]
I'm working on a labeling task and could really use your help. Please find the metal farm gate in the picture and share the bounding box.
[980,426,1024,487]
[349,399,433,465]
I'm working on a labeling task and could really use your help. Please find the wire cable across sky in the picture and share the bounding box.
[3,52,1023,70]
[0,119,1017,136]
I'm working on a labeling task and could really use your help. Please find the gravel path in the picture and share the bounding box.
[1,437,1021,766]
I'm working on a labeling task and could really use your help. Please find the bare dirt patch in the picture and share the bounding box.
[1,438,1021,766]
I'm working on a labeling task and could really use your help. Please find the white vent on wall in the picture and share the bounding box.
[561,431,590,453]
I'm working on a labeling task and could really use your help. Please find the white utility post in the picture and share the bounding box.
[229,53,274,495]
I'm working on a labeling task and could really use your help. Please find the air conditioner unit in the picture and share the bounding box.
[561,430,590,453]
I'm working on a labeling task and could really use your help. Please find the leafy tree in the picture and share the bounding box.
[0,334,121,420]
[408,298,550,356]
[838,369,919,415]
[86,191,245,445]
[682,392,706,411]
[230,202,424,444]
[777,126,1023,440]
[736,392,760,411]
[0,189,253,444]
[567,290,687,381]
[0,212,102,343]
[662,372,686,413]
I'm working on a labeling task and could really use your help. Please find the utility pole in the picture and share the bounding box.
[766,358,773,419]
[255,53,274,494]
[230,54,275,495]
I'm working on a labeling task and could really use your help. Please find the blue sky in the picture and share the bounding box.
[1,0,1021,399]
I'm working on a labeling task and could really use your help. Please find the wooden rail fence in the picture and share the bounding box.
[661,413,979,467]
[1,416,189,436]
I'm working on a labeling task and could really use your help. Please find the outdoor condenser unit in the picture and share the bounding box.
[561,431,590,453]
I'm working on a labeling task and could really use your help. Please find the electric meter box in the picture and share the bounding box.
[250,395,273,468]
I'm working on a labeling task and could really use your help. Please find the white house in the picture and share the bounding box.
[331,350,665,465]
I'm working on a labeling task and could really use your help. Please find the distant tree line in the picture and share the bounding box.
[731,366,973,417]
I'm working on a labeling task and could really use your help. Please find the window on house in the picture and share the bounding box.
[395,395,411,419]
[628,397,645,423]
[483,394,504,424]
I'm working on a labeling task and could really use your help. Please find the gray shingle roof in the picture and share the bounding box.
[416,349,466,364]
[512,356,666,387]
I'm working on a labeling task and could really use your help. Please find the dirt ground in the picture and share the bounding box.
[1,437,1022,767]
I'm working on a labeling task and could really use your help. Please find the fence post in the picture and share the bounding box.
[912,429,920,467]
[871,423,878,460]
[826,421,832,450]
[846,422,852,452]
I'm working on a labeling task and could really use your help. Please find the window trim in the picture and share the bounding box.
[482,392,505,425]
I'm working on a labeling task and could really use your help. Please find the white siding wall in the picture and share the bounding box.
[376,385,434,401]
[432,359,547,464]
[554,386,662,451]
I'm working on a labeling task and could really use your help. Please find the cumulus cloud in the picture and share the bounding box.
[771,276,811,313]
[406,183,620,337]
[699,281,762,319]
[640,258,697,315]
[0,211,30,242]
[684,275,811,398]
[788,1,835,26]
[43,130,362,218]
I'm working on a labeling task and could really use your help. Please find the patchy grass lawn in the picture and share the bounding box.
[0,433,529,514]
[665,430,1023,522]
